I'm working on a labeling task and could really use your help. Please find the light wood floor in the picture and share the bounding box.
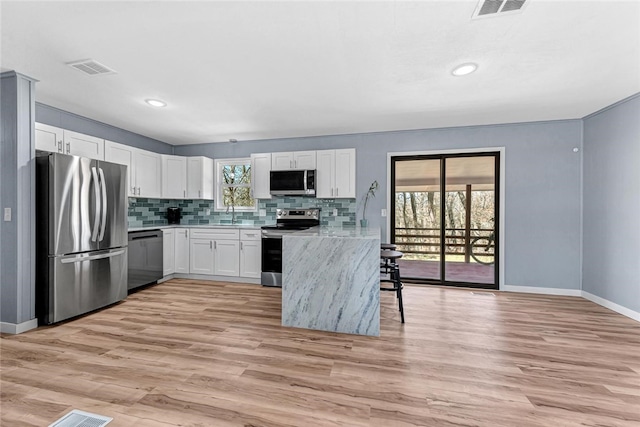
[1,279,639,427]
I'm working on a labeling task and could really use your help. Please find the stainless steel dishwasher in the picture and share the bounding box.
[127,230,163,291]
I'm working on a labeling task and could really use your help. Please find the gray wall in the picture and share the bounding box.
[583,94,640,313]
[1,72,36,325]
[175,120,584,290]
[36,103,173,154]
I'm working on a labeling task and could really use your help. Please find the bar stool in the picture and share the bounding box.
[380,243,397,273]
[381,243,397,251]
[380,250,405,323]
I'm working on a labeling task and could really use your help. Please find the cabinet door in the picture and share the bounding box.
[187,157,214,199]
[190,239,214,275]
[334,148,356,198]
[162,229,175,276]
[63,130,104,160]
[35,123,64,153]
[135,150,162,198]
[315,150,335,198]
[293,151,316,169]
[105,141,136,197]
[162,155,187,199]
[271,152,294,170]
[250,153,272,199]
[214,239,240,277]
[174,229,190,273]
[240,239,261,278]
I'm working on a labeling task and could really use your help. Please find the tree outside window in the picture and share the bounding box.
[215,158,255,211]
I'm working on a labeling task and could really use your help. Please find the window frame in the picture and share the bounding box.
[214,157,256,212]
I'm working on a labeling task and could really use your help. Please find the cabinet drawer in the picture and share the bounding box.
[190,228,240,240]
[240,230,261,241]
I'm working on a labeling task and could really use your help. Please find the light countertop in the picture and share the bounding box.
[285,225,380,239]
[128,224,267,232]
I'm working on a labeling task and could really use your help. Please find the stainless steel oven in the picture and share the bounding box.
[261,208,320,287]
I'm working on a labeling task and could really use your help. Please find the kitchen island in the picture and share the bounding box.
[282,226,380,337]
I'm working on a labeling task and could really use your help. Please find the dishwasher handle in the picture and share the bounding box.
[128,230,163,241]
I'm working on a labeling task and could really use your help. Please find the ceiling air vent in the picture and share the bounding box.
[472,0,528,19]
[66,59,117,76]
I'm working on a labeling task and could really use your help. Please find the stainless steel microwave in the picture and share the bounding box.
[270,169,316,196]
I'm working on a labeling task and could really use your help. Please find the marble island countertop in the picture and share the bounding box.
[128,223,268,232]
[288,225,380,238]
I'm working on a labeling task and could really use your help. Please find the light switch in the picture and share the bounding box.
[4,208,11,221]
[333,208,338,216]
[381,209,387,217]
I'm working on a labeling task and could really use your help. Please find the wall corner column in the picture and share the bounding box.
[1,70,38,333]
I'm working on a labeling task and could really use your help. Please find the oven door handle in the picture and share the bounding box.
[262,234,283,240]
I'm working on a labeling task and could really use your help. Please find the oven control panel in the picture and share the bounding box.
[276,208,320,220]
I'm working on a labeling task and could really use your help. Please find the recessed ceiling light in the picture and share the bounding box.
[452,63,478,76]
[145,99,167,107]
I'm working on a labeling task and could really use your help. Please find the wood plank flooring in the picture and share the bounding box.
[1,279,639,426]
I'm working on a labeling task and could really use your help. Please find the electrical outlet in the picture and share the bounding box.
[333,208,338,216]
[381,209,387,217]
[4,208,11,221]
[259,209,266,217]
[205,208,211,216]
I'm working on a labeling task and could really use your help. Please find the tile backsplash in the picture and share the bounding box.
[128,197,356,228]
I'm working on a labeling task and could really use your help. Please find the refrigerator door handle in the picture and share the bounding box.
[60,249,126,263]
[98,167,108,241]
[91,167,101,242]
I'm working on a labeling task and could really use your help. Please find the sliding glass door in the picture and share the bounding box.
[391,152,499,289]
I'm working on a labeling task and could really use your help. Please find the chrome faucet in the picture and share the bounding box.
[225,203,236,224]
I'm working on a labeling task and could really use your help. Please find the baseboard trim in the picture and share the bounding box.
[0,318,38,334]
[582,291,640,322]
[173,274,261,285]
[501,285,582,296]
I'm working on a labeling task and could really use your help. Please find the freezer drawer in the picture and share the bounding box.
[39,248,128,324]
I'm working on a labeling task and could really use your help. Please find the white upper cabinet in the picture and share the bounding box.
[104,141,162,198]
[35,123,104,160]
[187,156,214,199]
[162,155,187,199]
[35,123,64,153]
[63,130,104,160]
[271,151,316,170]
[316,150,335,198]
[316,148,356,198]
[134,149,162,198]
[104,140,136,197]
[250,153,272,199]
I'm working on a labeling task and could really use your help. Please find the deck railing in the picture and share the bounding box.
[394,227,494,263]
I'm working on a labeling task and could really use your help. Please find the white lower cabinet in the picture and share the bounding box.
[190,239,215,275]
[174,229,190,274]
[162,229,175,276]
[240,230,261,279]
[163,227,260,281]
[214,240,240,276]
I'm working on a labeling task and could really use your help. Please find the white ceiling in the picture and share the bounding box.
[2,1,639,146]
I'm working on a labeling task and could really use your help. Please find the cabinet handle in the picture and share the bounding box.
[214,241,217,250]
[210,241,212,250]
[336,187,339,197]
[331,188,333,197]
[57,140,63,152]
[137,187,141,195]
[66,142,70,154]
[295,160,298,168]
[289,160,293,169]
[241,242,243,250]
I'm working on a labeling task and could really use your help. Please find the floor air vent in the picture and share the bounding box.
[471,292,495,296]
[473,0,527,19]
[49,410,113,427]
[67,59,117,76]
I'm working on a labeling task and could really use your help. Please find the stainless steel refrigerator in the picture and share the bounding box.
[36,152,128,324]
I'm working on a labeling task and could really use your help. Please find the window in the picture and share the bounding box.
[215,158,255,211]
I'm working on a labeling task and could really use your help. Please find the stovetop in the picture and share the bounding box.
[261,208,320,232]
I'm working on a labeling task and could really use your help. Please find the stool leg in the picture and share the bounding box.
[394,265,405,323]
